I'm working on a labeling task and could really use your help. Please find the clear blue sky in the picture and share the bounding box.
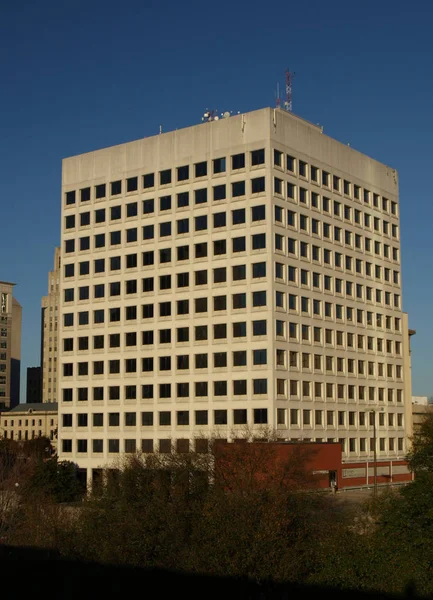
[1,0,432,400]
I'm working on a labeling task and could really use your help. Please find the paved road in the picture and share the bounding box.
[335,483,408,504]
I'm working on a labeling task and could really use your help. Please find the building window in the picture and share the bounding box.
[195,161,207,177]
[177,411,189,426]
[251,149,265,165]
[254,409,268,424]
[214,410,227,425]
[177,165,189,181]
[160,169,171,185]
[233,409,247,425]
[251,177,265,194]
[232,153,245,170]
[232,181,245,197]
[143,173,154,189]
[108,439,120,453]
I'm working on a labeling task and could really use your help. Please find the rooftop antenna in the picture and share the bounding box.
[283,69,295,112]
[275,82,281,109]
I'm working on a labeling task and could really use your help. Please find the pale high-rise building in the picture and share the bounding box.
[58,107,412,485]
[0,281,21,410]
[41,247,60,403]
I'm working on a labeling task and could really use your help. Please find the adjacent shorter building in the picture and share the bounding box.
[0,402,58,447]
[0,281,22,410]
[26,366,42,403]
[215,441,412,491]
[412,396,429,405]
[412,398,433,432]
[41,248,60,403]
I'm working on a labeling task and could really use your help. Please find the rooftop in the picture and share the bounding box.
[6,403,58,414]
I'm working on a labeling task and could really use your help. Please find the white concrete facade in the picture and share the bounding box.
[58,107,409,481]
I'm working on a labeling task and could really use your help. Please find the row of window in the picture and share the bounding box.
[276,293,401,318]
[65,170,265,208]
[3,418,54,427]
[283,198,398,231]
[276,183,398,226]
[64,214,400,261]
[61,380,403,403]
[277,237,399,268]
[281,333,400,357]
[64,201,267,231]
[63,298,401,336]
[63,299,268,327]
[280,210,398,251]
[280,264,400,292]
[274,150,398,216]
[60,408,403,429]
[64,255,400,293]
[63,346,267,367]
[61,408,266,429]
[63,249,268,279]
[278,316,401,340]
[276,380,403,402]
[3,430,56,441]
[64,268,266,304]
[61,434,405,455]
[64,147,397,218]
[63,327,400,356]
[64,199,399,257]
[64,228,267,254]
[61,350,402,384]
[278,354,403,378]
[63,279,401,317]
[61,377,269,398]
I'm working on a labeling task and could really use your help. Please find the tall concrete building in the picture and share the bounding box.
[58,107,411,484]
[26,366,42,403]
[0,281,22,410]
[41,247,60,402]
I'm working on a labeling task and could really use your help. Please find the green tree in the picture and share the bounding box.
[21,436,54,461]
[23,458,83,503]
[407,412,433,474]
[55,444,352,584]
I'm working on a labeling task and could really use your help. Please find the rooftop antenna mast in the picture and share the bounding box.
[275,82,281,109]
[283,69,295,112]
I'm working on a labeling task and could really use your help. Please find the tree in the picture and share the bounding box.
[54,440,351,584]
[407,412,433,474]
[0,439,30,543]
[21,436,54,461]
[22,458,83,503]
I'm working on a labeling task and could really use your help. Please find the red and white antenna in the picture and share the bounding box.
[283,69,295,112]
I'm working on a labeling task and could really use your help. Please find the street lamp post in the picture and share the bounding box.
[371,410,378,498]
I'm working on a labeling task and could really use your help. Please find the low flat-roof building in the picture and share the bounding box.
[412,401,433,431]
[0,403,58,447]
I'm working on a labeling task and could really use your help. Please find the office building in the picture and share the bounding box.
[41,247,60,402]
[58,107,411,484]
[26,366,42,403]
[0,402,58,447]
[0,281,21,410]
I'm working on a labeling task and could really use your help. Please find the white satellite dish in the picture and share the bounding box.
[214,116,219,120]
